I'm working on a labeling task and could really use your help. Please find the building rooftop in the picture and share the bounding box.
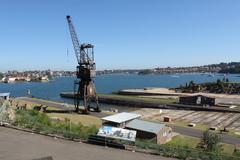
[126,119,166,134]
[101,112,141,124]
[0,93,10,97]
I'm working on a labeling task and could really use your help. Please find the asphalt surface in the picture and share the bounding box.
[169,125,240,145]
[19,97,240,145]
[0,127,173,160]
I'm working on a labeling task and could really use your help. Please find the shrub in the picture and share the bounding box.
[14,109,98,140]
[198,130,222,152]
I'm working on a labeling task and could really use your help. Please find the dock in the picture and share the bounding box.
[60,92,240,113]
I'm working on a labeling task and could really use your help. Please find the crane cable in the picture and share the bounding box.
[66,21,70,62]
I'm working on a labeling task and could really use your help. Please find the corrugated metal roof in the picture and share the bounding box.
[126,119,166,134]
[101,112,141,124]
[0,93,10,97]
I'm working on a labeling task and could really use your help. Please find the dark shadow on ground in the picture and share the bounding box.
[44,109,75,113]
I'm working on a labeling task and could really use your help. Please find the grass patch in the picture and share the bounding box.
[31,98,69,106]
[166,135,200,148]
[227,130,240,138]
[98,93,177,104]
[13,99,61,110]
[166,135,235,155]
[221,143,235,155]
[133,137,238,159]
[14,109,98,140]
[47,113,102,127]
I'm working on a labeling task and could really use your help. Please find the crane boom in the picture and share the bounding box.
[66,15,81,64]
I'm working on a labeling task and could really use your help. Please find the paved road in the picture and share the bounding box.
[169,125,240,145]
[18,97,240,145]
[0,127,173,160]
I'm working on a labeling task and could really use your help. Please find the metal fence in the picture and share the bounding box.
[87,135,240,160]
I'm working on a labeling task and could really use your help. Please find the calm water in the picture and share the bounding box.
[0,73,240,104]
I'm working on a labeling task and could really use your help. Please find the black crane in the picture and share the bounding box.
[66,15,100,114]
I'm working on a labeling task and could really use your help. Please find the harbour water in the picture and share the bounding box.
[0,73,239,104]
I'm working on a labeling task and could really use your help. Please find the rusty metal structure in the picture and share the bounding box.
[66,15,100,113]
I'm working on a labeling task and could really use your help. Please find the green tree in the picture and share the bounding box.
[138,69,153,75]
[225,78,229,83]
[0,72,3,79]
[198,130,222,152]
[188,80,195,88]
[216,79,222,85]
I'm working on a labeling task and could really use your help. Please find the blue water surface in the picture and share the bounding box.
[0,73,239,103]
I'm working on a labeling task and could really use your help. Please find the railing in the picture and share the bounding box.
[87,135,240,160]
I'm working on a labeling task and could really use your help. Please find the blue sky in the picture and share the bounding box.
[0,0,240,71]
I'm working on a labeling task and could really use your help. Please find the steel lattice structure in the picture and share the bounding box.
[66,15,100,113]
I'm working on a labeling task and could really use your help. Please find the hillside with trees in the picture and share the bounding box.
[139,62,240,75]
[176,78,240,94]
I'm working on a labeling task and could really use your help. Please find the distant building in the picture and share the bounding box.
[179,95,215,106]
[2,77,16,83]
[0,93,10,100]
[101,112,141,128]
[126,119,172,144]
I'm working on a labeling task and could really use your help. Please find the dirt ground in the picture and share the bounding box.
[133,108,240,131]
